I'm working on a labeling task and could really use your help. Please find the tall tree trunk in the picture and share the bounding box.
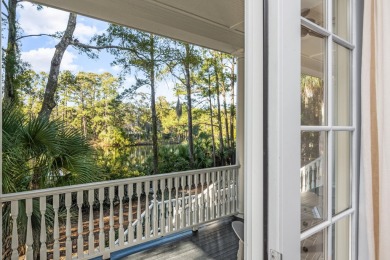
[214,62,224,156]
[222,84,230,149]
[3,0,18,104]
[39,13,77,120]
[230,59,236,149]
[150,35,159,174]
[185,44,195,167]
[208,75,216,167]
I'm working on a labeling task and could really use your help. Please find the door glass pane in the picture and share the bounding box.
[301,229,327,259]
[301,131,327,232]
[301,30,327,126]
[333,44,351,126]
[333,131,351,215]
[301,0,326,28]
[332,217,350,259]
[333,0,350,40]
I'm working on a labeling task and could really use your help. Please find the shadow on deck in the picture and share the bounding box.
[113,216,240,260]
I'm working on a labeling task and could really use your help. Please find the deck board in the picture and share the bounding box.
[120,217,239,260]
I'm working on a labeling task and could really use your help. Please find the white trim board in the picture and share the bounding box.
[244,0,264,259]
[267,0,301,258]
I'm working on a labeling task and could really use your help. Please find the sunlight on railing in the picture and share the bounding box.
[1,165,239,259]
[300,157,324,193]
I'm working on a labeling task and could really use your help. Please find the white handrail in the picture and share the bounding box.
[0,164,239,201]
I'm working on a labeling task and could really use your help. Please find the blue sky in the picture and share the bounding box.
[9,2,177,102]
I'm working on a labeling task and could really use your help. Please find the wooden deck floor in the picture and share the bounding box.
[115,191,325,260]
[118,217,239,260]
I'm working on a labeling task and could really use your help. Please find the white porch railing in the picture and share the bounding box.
[1,165,239,259]
[300,157,323,193]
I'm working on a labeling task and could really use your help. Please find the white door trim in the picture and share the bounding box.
[244,0,264,259]
[267,0,301,259]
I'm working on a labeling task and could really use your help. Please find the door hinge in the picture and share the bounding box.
[270,249,282,260]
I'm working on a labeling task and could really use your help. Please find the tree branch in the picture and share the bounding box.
[71,41,138,52]
[1,12,8,18]
[71,41,153,61]
[165,63,186,86]
[16,33,57,41]
[2,0,8,12]
[71,38,176,68]
[171,71,186,86]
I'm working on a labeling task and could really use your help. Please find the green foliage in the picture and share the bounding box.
[17,67,238,179]
[96,146,147,180]
[193,132,215,168]
[301,74,324,126]
[156,144,192,174]
[8,23,238,181]
[2,105,102,193]
[98,126,130,147]
[2,104,101,257]
[301,74,324,164]
[138,132,235,175]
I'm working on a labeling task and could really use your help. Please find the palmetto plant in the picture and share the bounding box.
[2,105,101,258]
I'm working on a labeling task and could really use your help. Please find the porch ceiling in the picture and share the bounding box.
[30,0,244,54]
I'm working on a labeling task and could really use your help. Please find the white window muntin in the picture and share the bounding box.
[300,0,356,258]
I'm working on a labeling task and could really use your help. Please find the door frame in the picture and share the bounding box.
[244,0,265,259]
[244,0,301,259]
[266,0,301,259]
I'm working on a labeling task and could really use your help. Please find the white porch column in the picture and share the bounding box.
[236,53,245,218]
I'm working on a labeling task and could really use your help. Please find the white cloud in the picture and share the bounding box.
[19,2,99,43]
[19,3,69,35]
[111,65,122,72]
[21,48,79,72]
[74,23,98,43]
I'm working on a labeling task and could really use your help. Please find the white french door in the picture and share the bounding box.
[265,0,359,259]
[300,0,357,259]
